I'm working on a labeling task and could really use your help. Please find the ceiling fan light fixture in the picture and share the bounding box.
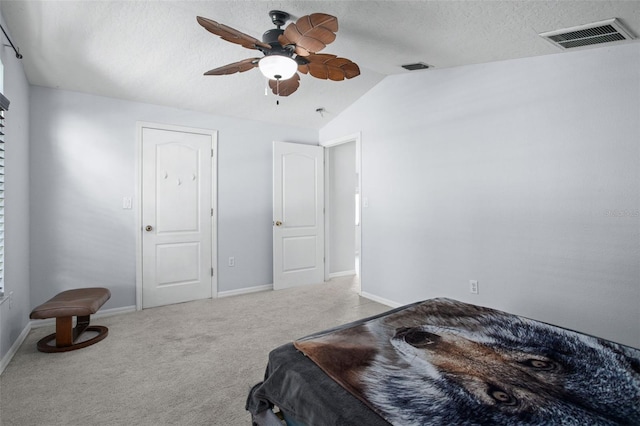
[258,55,297,80]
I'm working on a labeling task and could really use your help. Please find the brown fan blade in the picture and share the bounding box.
[280,13,338,56]
[268,73,301,97]
[204,58,260,76]
[197,16,271,50]
[278,33,311,57]
[299,54,361,81]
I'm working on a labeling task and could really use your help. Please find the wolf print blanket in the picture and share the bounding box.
[294,298,640,425]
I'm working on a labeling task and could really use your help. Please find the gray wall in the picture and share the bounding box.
[29,86,316,309]
[0,15,31,361]
[320,44,640,348]
[328,141,356,275]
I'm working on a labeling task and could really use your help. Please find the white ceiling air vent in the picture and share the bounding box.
[539,18,635,49]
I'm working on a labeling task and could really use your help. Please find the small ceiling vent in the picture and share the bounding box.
[540,18,635,49]
[402,62,431,71]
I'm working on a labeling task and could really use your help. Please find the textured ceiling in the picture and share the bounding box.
[2,1,639,129]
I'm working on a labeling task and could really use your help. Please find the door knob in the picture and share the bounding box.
[275,221,282,227]
[145,225,153,232]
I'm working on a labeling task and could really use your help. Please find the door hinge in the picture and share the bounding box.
[211,208,214,217]
[211,267,214,276]
[211,149,214,158]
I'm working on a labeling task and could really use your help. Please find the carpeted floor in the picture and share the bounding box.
[0,276,389,425]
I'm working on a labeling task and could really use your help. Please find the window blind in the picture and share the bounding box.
[0,92,9,297]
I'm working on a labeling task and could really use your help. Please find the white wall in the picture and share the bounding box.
[320,43,640,349]
[0,14,31,363]
[328,141,356,275]
[29,87,316,309]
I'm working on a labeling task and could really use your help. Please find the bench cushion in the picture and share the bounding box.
[30,287,111,319]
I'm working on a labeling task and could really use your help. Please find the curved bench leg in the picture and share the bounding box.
[36,315,109,353]
[36,326,109,353]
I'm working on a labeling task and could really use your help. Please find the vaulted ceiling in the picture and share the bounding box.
[2,1,639,129]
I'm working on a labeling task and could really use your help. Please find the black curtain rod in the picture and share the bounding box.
[0,23,22,59]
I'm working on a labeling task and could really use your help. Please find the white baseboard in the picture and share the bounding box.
[30,305,137,329]
[360,291,403,308]
[0,322,31,376]
[94,305,137,318]
[217,284,273,298]
[328,270,357,279]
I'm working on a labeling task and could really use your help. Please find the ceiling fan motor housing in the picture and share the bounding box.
[262,28,295,59]
[262,28,285,46]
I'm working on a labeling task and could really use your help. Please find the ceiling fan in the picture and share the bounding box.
[196,10,360,97]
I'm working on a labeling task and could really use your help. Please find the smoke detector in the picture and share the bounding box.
[539,18,635,50]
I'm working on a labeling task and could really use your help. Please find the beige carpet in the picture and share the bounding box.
[0,277,389,425]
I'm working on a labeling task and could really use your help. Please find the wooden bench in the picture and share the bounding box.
[30,287,111,353]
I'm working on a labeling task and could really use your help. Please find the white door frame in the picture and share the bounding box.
[320,133,362,292]
[135,122,218,310]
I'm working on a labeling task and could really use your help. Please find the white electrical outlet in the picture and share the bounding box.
[228,257,235,267]
[470,280,479,294]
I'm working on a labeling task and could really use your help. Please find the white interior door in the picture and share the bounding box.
[273,141,324,290]
[141,125,214,308]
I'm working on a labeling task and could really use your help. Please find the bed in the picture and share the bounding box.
[246,298,640,425]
